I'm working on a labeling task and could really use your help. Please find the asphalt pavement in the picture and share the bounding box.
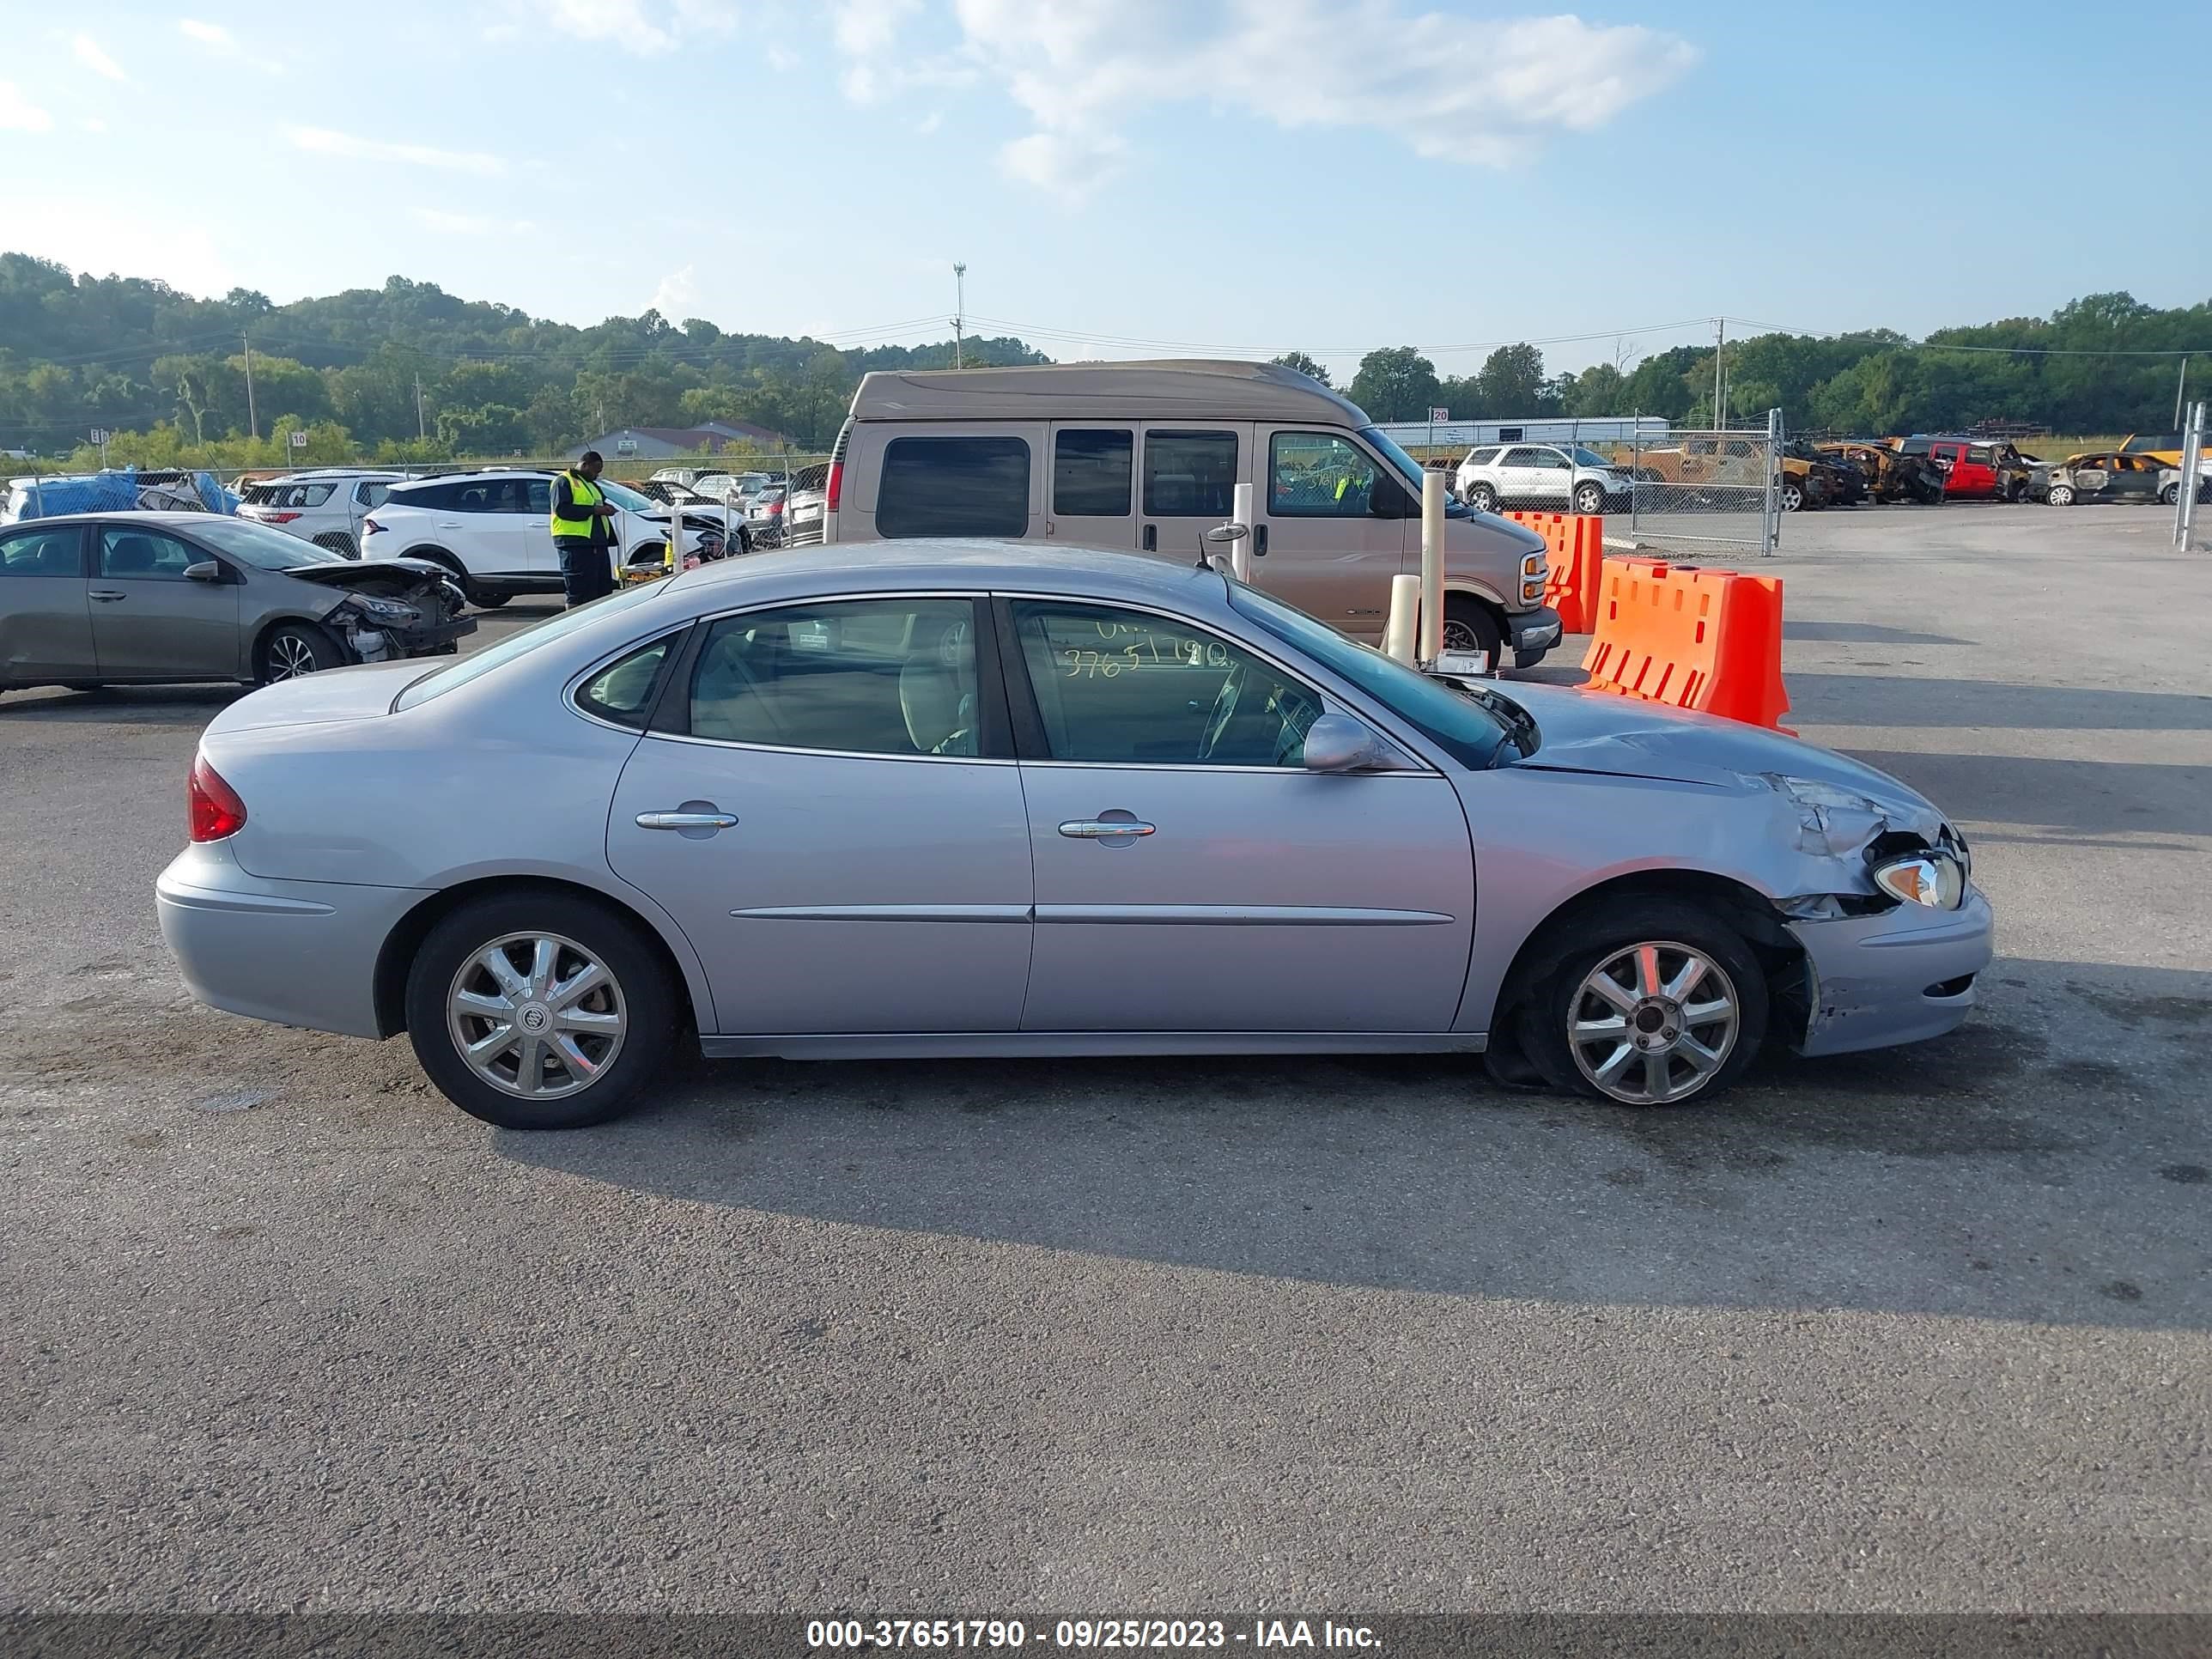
[2,506,2208,1614]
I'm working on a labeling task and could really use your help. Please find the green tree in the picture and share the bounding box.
[1473,343,1551,415]
[1346,347,1441,422]
[1271,350,1332,388]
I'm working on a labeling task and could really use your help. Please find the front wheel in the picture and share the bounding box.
[404,892,678,1129]
[471,589,514,609]
[258,621,341,684]
[1572,481,1605,516]
[1465,483,1499,514]
[1518,899,1768,1108]
[1440,595,1504,665]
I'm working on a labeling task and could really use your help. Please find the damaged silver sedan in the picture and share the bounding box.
[0,512,474,696]
[159,543,1990,1127]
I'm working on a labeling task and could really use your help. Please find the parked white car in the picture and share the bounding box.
[236,469,404,558]
[694,471,774,506]
[360,471,726,606]
[1456,443,1633,517]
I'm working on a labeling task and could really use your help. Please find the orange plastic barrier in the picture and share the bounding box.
[1506,511,1607,634]
[1580,557,1794,732]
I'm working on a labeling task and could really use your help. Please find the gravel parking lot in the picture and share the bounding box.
[3,506,2209,1613]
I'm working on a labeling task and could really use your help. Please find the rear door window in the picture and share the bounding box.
[1143,430,1238,517]
[0,525,85,577]
[878,437,1030,538]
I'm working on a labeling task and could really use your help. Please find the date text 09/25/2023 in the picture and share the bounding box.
[805,1618,1382,1650]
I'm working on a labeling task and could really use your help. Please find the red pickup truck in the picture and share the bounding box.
[1891,435,2000,500]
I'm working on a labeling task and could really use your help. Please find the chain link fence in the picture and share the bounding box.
[1604,411,1782,557]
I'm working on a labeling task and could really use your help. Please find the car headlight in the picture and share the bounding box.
[1871,850,1966,909]
[348,594,422,624]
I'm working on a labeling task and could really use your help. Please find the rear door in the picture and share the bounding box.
[0,523,95,684]
[88,524,240,680]
[1045,424,1138,550]
[1929,442,1965,495]
[1255,426,1407,641]
[1138,423,1250,566]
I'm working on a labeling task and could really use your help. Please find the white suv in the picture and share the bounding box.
[1456,443,1632,516]
[237,469,405,558]
[360,470,726,606]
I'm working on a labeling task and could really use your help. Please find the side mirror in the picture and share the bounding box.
[1301,712,1382,774]
[1204,520,1249,544]
[183,561,224,583]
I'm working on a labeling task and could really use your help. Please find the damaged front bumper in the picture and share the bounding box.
[338,613,477,664]
[1785,885,1994,1057]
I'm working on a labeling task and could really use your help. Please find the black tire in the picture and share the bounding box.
[1515,897,1768,1109]
[1440,594,1504,665]
[404,891,678,1130]
[257,621,343,684]
[1466,483,1499,514]
[1572,481,1605,516]
[471,589,514,608]
[2160,483,2179,507]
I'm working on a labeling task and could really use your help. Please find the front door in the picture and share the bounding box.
[0,524,95,684]
[606,595,1034,1035]
[1044,424,1138,550]
[88,525,240,679]
[1138,423,1250,567]
[1255,427,1408,641]
[1001,596,1474,1033]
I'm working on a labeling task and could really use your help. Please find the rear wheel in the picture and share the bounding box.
[1440,594,1504,665]
[2048,483,2075,507]
[1518,898,1768,1109]
[404,891,678,1130]
[2160,483,2180,507]
[257,621,341,684]
[1465,482,1499,514]
[1780,481,1805,512]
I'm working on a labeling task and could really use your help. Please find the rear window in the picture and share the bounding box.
[390,479,461,511]
[1053,429,1133,517]
[1143,430,1238,517]
[1966,446,1993,464]
[877,436,1030,538]
[1463,447,1501,466]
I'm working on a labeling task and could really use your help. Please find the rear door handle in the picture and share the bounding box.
[1254,524,1268,556]
[636,811,738,830]
[89,589,125,601]
[1141,524,1157,551]
[1060,818,1156,839]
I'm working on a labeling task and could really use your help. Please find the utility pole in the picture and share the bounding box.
[951,262,966,369]
[1712,319,1726,430]
[414,375,427,442]
[242,334,258,441]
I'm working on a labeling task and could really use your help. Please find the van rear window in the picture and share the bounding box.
[878,436,1031,538]
[1053,429,1133,517]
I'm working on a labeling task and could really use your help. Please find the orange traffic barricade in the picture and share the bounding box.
[1507,511,1607,634]
[1580,557,1793,732]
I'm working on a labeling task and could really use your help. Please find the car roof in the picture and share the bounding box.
[1,511,229,528]
[665,538,1227,605]
[849,358,1372,426]
[389,470,555,489]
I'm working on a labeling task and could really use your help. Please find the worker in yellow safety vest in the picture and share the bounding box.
[550,449,619,607]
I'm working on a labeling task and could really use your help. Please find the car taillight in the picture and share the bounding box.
[264,511,301,524]
[769,499,783,514]
[824,459,842,512]
[189,756,246,842]
[362,517,384,536]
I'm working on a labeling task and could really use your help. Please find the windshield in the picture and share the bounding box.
[394,582,668,711]
[1358,427,1429,492]
[1571,446,1613,469]
[188,517,348,570]
[596,479,654,513]
[1227,581,1515,769]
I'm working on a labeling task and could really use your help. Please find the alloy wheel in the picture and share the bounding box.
[446,931,628,1101]
[267,634,321,680]
[1566,940,1741,1105]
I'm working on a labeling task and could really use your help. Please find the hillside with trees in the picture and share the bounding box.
[3,252,2205,470]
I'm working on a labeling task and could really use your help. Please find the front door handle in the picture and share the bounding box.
[1060,818,1156,839]
[636,811,738,830]
[89,588,125,601]
[1254,524,1268,556]
[1141,523,1157,551]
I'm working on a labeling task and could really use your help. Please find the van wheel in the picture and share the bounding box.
[1573,481,1605,515]
[1465,483,1499,513]
[1517,899,1768,1109]
[404,891,678,1130]
[1440,596,1504,665]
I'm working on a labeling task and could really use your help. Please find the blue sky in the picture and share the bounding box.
[2,0,2207,380]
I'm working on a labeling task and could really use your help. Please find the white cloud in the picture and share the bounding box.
[650,264,698,316]
[179,19,232,46]
[410,207,535,235]
[72,33,130,82]
[543,0,742,56]
[287,125,507,177]
[0,82,54,133]
[844,0,1696,195]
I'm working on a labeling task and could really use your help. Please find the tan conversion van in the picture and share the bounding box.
[821,361,1563,668]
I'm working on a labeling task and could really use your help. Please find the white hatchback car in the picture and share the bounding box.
[361,471,727,606]
[1456,443,1633,517]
